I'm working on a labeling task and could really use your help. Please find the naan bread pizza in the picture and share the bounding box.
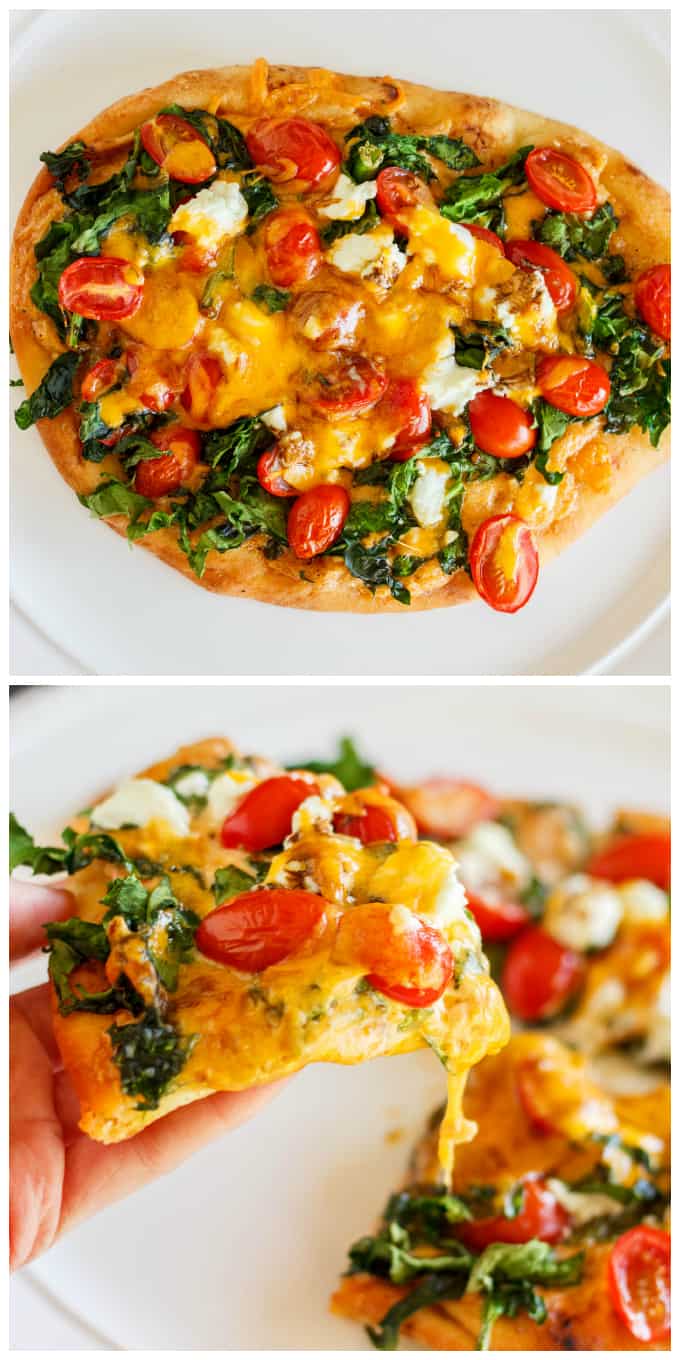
[9,737,508,1146]
[11,61,670,612]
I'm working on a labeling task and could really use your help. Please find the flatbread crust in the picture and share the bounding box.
[11,62,670,611]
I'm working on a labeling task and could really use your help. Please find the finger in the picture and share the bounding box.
[9,1002,64,1270]
[10,985,63,1069]
[10,881,74,961]
[59,1080,287,1238]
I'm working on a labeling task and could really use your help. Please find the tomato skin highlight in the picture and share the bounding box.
[80,358,118,403]
[470,514,539,615]
[333,902,453,1007]
[196,887,328,972]
[246,117,341,187]
[375,167,434,232]
[608,1227,670,1343]
[459,1180,569,1250]
[134,426,201,499]
[394,778,500,839]
[587,831,670,892]
[380,378,432,460]
[525,147,597,214]
[536,354,610,417]
[635,264,670,342]
[334,805,398,845]
[58,257,144,321]
[505,238,577,312]
[181,353,222,422]
[309,355,388,417]
[287,484,350,559]
[140,113,216,183]
[257,446,297,498]
[469,390,537,460]
[465,890,530,942]
[220,775,318,852]
[264,209,322,288]
[502,925,583,1021]
[465,223,506,255]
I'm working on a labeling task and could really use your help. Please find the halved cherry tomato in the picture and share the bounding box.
[246,117,341,187]
[58,257,144,321]
[635,264,670,342]
[180,353,222,422]
[459,1179,569,1251]
[502,925,583,1021]
[287,484,350,559]
[469,390,537,460]
[525,147,597,214]
[465,223,506,255]
[470,514,539,614]
[505,238,577,312]
[334,806,398,845]
[587,832,670,892]
[257,445,297,498]
[465,890,530,942]
[375,167,434,233]
[333,902,453,1007]
[139,379,177,413]
[308,355,388,416]
[394,779,500,840]
[536,354,610,417]
[516,1043,617,1139]
[140,113,216,183]
[220,775,318,852]
[196,886,327,972]
[264,209,322,288]
[134,426,201,499]
[80,358,119,404]
[379,378,432,460]
[608,1227,670,1344]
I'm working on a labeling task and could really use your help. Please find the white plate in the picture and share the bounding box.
[10,682,669,1348]
[10,9,669,677]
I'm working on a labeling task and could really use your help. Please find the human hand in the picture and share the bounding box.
[10,880,283,1269]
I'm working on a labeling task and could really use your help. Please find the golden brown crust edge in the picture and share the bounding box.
[11,63,670,612]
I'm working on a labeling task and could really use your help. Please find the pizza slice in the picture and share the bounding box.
[10,737,508,1145]
[331,1032,670,1350]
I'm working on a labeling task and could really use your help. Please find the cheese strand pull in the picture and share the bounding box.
[437,1068,478,1189]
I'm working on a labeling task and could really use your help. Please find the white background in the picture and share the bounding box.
[10,680,669,1347]
[10,8,670,677]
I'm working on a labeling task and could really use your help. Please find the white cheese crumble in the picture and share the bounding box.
[326,226,406,291]
[543,874,623,952]
[617,879,669,924]
[317,172,378,221]
[172,770,210,799]
[91,779,190,836]
[169,181,248,250]
[388,903,422,937]
[290,794,335,836]
[456,822,532,894]
[420,352,486,415]
[546,1179,623,1227]
[206,769,258,823]
[408,459,451,528]
[261,404,287,433]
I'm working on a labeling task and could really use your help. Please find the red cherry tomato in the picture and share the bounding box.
[287,484,350,559]
[220,775,318,852]
[80,358,119,403]
[334,805,399,845]
[515,1045,616,1138]
[333,902,453,1007]
[264,209,322,288]
[257,445,297,498]
[196,887,327,972]
[465,223,506,255]
[536,354,611,417]
[308,355,388,416]
[139,379,177,413]
[502,925,583,1021]
[180,353,222,422]
[608,1227,670,1344]
[505,238,577,312]
[395,779,500,840]
[140,113,216,183]
[465,890,530,942]
[134,426,201,499]
[58,257,144,321]
[246,117,340,187]
[587,832,670,892]
[470,514,539,614]
[525,147,597,214]
[379,378,432,460]
[635,264,670,342]
[469,390,537,460]
[375,167,434,233]
[460,1180,569,1251]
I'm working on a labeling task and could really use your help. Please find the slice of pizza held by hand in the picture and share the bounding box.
[11,60,669,613]
[9,738,508,1145]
